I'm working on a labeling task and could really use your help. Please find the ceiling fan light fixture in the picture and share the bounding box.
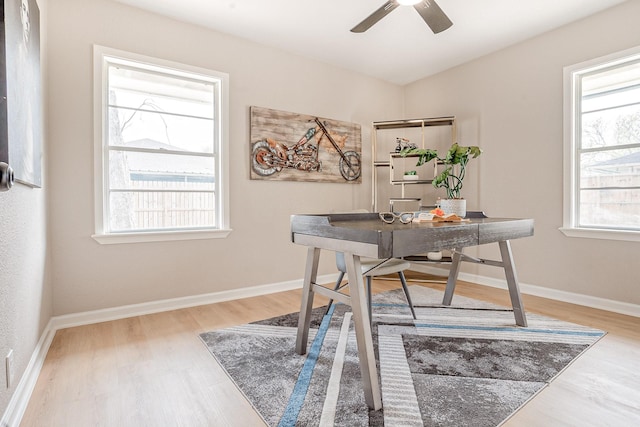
[351,0,452,34]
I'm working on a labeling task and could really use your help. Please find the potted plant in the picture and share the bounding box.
[403,170,419,180]
[400,143,482,216]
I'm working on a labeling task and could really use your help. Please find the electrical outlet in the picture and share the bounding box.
[5,350,13,389]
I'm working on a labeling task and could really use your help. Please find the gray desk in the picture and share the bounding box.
[290,212,534,410]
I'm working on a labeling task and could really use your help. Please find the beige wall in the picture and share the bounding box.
[2,0,638,417]
[404,0,640,305]
[0,186,52,414]
[0,0,52,414]
[47,0,403,315]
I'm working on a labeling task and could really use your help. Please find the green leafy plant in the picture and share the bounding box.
[400,143,482,199]
[404,170,417,175]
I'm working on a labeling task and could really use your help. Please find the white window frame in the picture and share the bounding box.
[92,45,231,244]
[561,45,640,242]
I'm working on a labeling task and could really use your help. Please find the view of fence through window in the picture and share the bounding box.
[578,58,640,231]
[106,62,217,232]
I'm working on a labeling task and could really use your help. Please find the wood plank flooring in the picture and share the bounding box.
[20,279,640,426]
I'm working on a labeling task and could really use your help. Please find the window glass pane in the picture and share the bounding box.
[579,188,640,230]
[582,60,640,110]
[109,191,216,232]
[108,151,215,192]
[579,146,640,231]
[581,103,640,149]
[108,65,214,119]
[580,147,640,187]
[108,106,214,153]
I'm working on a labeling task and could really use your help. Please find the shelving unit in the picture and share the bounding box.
[386,153,436,211]
[371,116,456,212]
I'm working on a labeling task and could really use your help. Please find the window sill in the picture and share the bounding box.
[559,227,640,242]
[92,228,233,245]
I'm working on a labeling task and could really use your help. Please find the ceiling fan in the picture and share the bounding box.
[351,0,453,34]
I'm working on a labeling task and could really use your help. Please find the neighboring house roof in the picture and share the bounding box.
[124,138,214,177]
[590,151,640,168]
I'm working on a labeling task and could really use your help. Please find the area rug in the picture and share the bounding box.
[199,286,605,426]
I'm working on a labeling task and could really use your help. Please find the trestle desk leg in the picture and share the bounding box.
[499,240,528,327]
[296,247,321,355]
[443,247,463,305]
[344,252,382,411]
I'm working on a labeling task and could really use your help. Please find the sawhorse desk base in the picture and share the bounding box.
[291,213,534,410]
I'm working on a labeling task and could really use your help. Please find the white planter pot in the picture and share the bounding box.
[439,199,466,217]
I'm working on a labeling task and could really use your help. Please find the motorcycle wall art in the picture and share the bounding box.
[250,107,361,183]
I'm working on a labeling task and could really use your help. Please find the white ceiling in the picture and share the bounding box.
[113,0,628,85]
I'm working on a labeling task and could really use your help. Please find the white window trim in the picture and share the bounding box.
[92,45,231,244]
[561,45,640,243]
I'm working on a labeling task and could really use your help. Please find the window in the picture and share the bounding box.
[562,46,640,242]
[93,46,230,244]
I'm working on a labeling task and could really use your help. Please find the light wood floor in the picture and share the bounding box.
[20,278,640,426]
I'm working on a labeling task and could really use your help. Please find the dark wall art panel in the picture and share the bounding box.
[0,0,42,188]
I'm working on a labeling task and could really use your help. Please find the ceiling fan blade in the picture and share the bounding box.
[351,1,400,33]
[413,0,453,34]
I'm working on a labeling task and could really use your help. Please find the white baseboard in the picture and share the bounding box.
[51,273,340,330]
[1,273,338,427]
[458,271,640,318]
[411,263,640,318]
[4,269,638,426]
[1,319,56,427]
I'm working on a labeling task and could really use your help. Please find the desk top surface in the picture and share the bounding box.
[291,213,534,257]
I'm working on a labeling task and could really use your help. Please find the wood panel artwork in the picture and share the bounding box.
[250,106,362,183]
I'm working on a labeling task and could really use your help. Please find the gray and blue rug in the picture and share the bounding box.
[200,286,605,426]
